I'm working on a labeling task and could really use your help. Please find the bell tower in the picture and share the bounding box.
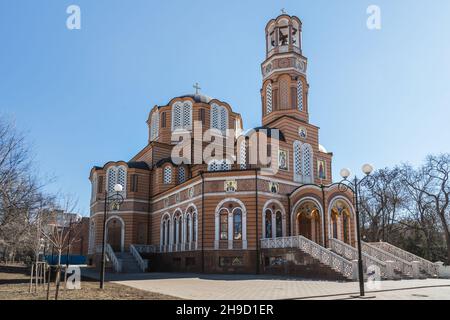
[261,14,309,126]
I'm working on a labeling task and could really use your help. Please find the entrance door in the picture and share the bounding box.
[107,219,122,252]
[298,214,311,240]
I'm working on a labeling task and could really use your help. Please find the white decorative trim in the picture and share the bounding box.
[214,198,247,250]
[262,199,287,239]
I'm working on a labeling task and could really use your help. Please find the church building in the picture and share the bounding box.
[87,14,361,279]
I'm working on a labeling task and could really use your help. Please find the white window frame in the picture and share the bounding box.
[266,82,273,114]
[106,165,127,197]
[210,103,228,134]
[171,101,193,131]
[150,111,160,141]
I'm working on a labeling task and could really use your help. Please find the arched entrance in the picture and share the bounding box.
[106,217,124,252]
[330,199,353,245]
[295,201,322,244]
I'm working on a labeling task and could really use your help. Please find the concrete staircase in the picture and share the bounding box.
[115,252,143,273]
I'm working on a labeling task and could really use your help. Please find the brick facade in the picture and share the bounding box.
[87,14,356,277]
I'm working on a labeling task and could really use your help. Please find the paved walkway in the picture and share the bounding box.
[81,268,450,300]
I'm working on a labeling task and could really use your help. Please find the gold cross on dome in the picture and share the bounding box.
[193,82,201,94]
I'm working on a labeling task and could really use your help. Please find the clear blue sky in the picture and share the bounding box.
[1,0,449,216]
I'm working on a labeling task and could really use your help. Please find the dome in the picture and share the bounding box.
[165,93,213,105]
[319,144,328,153]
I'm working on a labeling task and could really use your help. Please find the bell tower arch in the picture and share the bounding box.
[261,14,309,126]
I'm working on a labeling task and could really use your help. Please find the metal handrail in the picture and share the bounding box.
[130,244,148,272]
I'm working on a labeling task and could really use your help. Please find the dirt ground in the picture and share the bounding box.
[0,264,180,300]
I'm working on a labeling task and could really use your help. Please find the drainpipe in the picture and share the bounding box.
[200,171,205,273]
[255,169,259,274]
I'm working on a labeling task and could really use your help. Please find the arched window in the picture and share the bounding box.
[265,209,273,239]
[219,209,228,240]
[297,80,304,111]
[117,166,126,189]
[233,208,242,240]
[150,111,159,141]
[172,101,192,131]
[266,82,273,114]
[275,211,283,238]
[106,166,127,195]
[178,166,186,184]
[301,144,313,183]
[211,103,228,133]
[163,166,172,184]
[293,141,302,182]
[160,215,170,249]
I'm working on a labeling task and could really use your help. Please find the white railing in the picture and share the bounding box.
[362,242,414,277]
[261,236,355,280]
[130,244,148,272]
[158,242,198,253]
[133,244,157,254]
[369,241,439,277]
[329,238,390,279]
[105,244,122,273]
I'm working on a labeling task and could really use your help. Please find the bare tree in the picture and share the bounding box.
[40,195,81,300]
[359,168,407,242]
[401,154,450,263]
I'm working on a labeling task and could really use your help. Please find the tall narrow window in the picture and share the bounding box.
[161,112,167,128]
[265,210,273,239]
[150,111,159,141]
[163,166,172,184]
[301,144,313,183]
[233,208,242,240]
[199,108,206,125]
[107,166,127,195]
[266,82,272,114]
[178,166,186,184]
[239,140,247,170]
[97,175,104,194]
[211,103,228,133]
[117,166,127,190]
[91,174,97,202]
[107,168,117,193]
[186,214,192,243]
[220,210,228,240]
[297,80,304,111]
[172,101,192,131]
[275,211,283,238]
[131,174,138,192]
[192,212,197,243]
[293,141,302,182]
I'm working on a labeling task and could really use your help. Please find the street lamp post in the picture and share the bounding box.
[339,164,375,297]
[99,183,124,289]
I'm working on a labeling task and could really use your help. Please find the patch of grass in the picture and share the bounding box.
[0,265,179,300]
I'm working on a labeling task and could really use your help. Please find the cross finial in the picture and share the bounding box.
[281,8,286,15]
[193,82,201,94]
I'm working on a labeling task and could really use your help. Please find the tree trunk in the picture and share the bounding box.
[54,249,62,300]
